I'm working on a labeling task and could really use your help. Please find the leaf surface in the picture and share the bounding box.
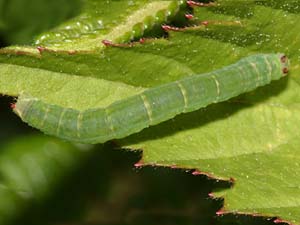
[1,0,300,224]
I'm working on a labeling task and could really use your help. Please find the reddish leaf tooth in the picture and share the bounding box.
[273,218,285,224]
[102,40,131,47]
[102,40,114,46]
[162,21,210,33]
[201,21,209,26]
[192,170,202,176]
[139,38,146,44]
[10,103,16,109]
[187,1,216,7]
[216,210,225,216]
[185,14,194,20]
[37,46,46,54]
[134,162,144,168]
[162,25,183,31]
[208,192,214,198]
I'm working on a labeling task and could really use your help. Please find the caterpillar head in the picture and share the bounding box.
[280,54,289,76]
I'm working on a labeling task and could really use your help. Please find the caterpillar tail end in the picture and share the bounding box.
[13,94,35,120]
[12,102,24,119]
[280,54,289,76]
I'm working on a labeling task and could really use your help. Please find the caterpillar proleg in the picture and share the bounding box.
[14,54,289,144]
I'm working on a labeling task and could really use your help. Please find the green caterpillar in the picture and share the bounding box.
[14,54,289,144]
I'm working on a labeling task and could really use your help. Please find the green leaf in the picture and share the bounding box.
[0,63,145,110]
[1,0,300,224]
[34,0,185,51]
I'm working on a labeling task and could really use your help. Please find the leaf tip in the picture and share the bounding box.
[274,219,284,224]
[134,161,144,168]
[185,13,194,20]
[274,218,292,225]
[208,192,215,198]
[216,209,226,216]
[161,24,181,32]
[102,40,113,47]
[201,21,209,26]
[37,46,46,54]
[192,170,202,176]
[187,1,216,7]
[139,38,146,44]
[10,103,16,110]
